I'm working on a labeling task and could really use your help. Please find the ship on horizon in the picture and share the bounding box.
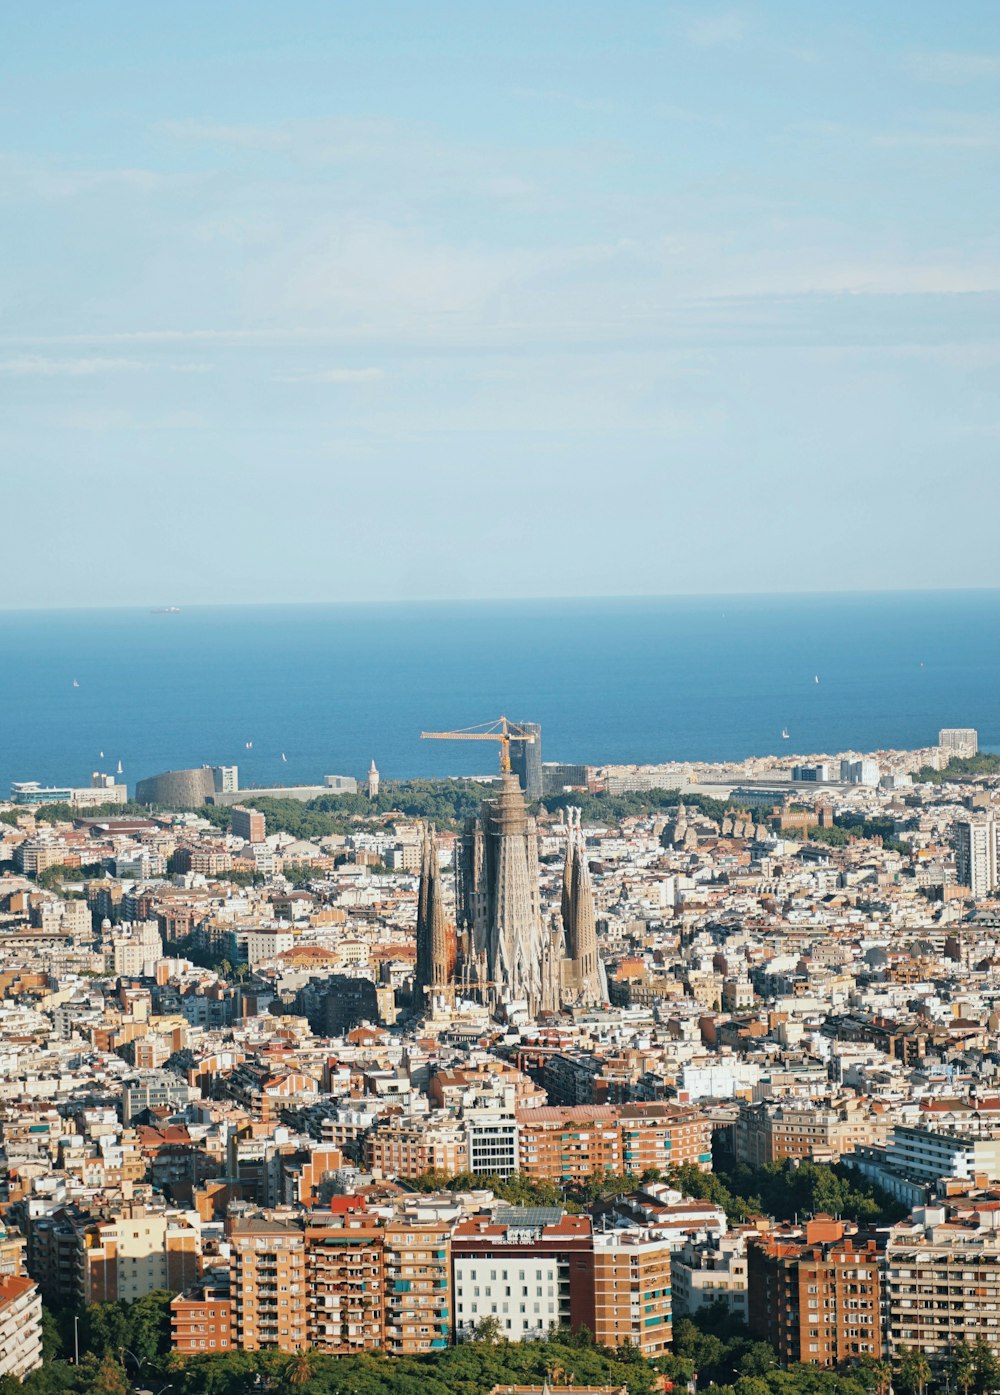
[151,606,181,614]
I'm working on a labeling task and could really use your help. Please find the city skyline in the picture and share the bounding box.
[3,1,1000,607]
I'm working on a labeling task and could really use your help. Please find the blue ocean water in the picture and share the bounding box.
[0,593,998,794]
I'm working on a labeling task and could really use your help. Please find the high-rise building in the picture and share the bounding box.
[509,721,542,801]
[230,1217,308,1352]
[560,808,608,1006]
[231,805,266,843]
[457,776,562,1015]
[212,765,240,793]
[383,1221,451,1353]
[748,1219,882,1366]
[940,727,978,757]
[415,825,456,1004]
[954,817,997,897]
[839,758,880,786]
[306,1208,385,1354]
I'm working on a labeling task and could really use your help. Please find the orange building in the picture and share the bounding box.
[748,1218,882,1366]
[516,1106,623,1183]
[619,1103,713,1174]
[229,1217,308,1352]
[306,1204,385,1353]
[170,1279,236,1354]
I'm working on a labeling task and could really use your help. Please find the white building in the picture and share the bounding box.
[954,818,997,897]
[671,1232,749,1322]
[840,758,881,787]
[886,1125,1000,1183]
[939,728,978,757]
[0,1276,43,1382]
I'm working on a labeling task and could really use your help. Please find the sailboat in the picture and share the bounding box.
[814,675,820,684]
[281,752,287,763]
[116,759,123,775]
[782,728,790,740]
[72,679,80,688]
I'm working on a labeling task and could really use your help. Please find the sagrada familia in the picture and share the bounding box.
[414,773,607,1016]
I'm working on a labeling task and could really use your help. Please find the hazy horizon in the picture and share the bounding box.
[4,583,1000,617]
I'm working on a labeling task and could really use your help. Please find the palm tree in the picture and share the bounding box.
[972,1337,999,1395]
[857,1355,893,1395]
[952,1341,976,1395]
[897,1345,932,1395]
[281,1350,316,1391]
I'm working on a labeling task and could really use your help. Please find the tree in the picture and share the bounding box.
[897,1346,931,1395]
[951,1341,976,1395]
[855,1355,893,1395]
[473,1315,504,1344]
[92,1354,128,1395]
[972,1337,999,1395]
[281,1351,317,1389]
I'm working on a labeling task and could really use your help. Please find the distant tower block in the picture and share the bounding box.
[509,721,542,800]
[367,759,380,800]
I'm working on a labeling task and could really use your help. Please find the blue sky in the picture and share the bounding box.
[2,1,999,607]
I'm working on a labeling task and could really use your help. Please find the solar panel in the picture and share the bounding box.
[494,1206,564,1228]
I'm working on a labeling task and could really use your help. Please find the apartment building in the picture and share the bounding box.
[587,1229,673,1356]
[619,1103,713,1174]
[80,1208,200,1304]
[306,1205,384,1354]
[383,1221,451,1353]
[516,1106,623,1183]
[170,1275,235,1355]
[364,1117,468,1179]
[736,1099,882,1167]
[886,1125,1000,1184]
[231,806,266,843]
[748,1219,882,1367]
[671,1232,749,1323]
[451,1211,592,1342]
[886,1208,1000,1358]
[0,1275,43,1382]
[229,1217,308,1353]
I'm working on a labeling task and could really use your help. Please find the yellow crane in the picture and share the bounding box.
[420,715,536,776]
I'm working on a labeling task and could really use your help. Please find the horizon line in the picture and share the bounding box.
[4,582,1000,616]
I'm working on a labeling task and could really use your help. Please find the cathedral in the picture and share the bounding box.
[414,776,607,1017]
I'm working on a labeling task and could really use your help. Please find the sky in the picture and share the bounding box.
[2,1,999,608]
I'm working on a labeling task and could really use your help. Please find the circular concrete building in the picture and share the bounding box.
[135,766,216,808]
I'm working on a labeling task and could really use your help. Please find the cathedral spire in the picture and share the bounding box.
[415,823,455,1005]
[560,806,607,1006]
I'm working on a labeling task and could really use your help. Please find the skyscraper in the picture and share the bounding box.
[955,818,997,898]
[457,774,555,1014]
[415,824,455,1004]
[509,721,542,800]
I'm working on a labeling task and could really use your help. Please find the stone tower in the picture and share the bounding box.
[457,774,552,1014]
[559,807,608,1006]
[367,759,380,800]
[415,824,454,1004]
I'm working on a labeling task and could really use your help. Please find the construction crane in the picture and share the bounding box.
[420,715,536,776]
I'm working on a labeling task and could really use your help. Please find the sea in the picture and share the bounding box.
[0,591,998,796]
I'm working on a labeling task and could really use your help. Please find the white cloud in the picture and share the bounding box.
[904,50,1000,83]
[873,113,1000,150]
[276,367,385,383]
[684,8,748,48]
[0,355,145,376]
[0,155,169,202]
